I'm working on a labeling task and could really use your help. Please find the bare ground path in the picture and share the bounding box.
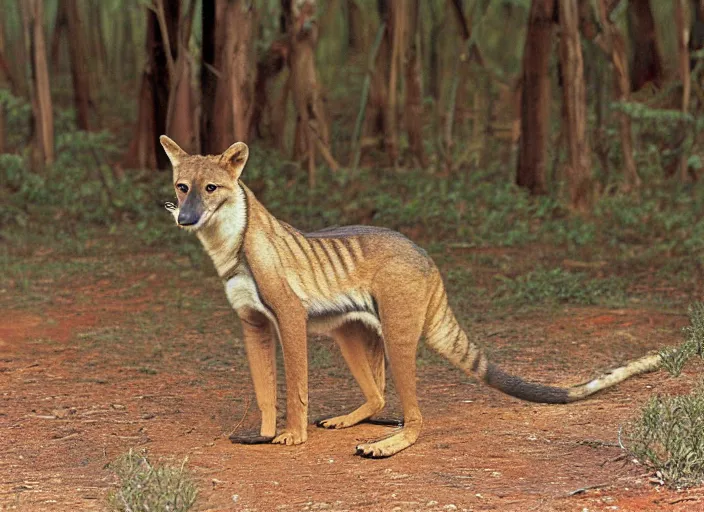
[1,250,703,511]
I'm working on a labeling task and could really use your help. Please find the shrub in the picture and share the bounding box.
[107,450,198,512]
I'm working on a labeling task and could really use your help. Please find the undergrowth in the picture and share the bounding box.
[493,267,626,307]
[660,302,704,377]
[107,449,198,512]
[628,303,704,487]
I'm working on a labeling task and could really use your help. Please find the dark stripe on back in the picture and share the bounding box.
[331,239,353,275]
[315,239,342,280]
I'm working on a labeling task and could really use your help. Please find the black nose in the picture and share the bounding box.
[178,210,200,226]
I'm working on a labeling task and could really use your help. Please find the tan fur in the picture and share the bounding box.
[160,136,663,458]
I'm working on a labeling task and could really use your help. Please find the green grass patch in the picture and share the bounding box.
[107,450,198,512]
[628,388,704,487]
[660,302,704,377]
[493,267,627,307]
[627,304,704,487]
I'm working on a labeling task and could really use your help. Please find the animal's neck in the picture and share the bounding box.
[197,186,248,279]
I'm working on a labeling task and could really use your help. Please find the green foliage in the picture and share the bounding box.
[660,303,704,377]
[611,101,700,179]
[628,304,704,487]
[628,387,704,487]
[107,450,198,512]
[0,89,33,150]
[493,267,626,306]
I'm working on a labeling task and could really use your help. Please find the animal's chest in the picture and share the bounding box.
[224,270,266,314]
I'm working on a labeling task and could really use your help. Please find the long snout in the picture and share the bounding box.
[176,191,204,226]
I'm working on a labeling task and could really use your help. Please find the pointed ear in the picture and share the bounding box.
[221,142,249,180]
[159,135,188,167]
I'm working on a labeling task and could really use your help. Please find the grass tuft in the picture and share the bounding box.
[627,303,704,487]
[660,302,704,377]
[628,387,704,487]
[107,449,198,512]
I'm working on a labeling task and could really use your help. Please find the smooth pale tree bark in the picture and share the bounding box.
[516,0,555,195]
[559,0,593,211]
[628,0,664,91]
[62,0,92,131]
[22,0,54,165]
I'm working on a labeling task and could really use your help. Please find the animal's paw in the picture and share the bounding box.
[354,431,415,458]
[316,415,353,429]
[355,442,390,458]
[272,429,307,446]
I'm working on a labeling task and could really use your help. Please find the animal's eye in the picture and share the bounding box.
[205,184,217,193]
[177,183,189,193]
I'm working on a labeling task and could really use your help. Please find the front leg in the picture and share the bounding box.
[230,311,277,444]
[272,304,309,446]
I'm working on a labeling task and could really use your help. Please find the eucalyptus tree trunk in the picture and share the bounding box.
[0,13,6,153]
[22,0,54,165]
[287,0,337,186]
[347,0,369,52]
[593,0,640,190]
[123,2,180,169]
[558,0,593,211]
[627,0,664,91]
[516,0,555,195]
[226,0,255,143]
[63,0,92,131]
[364,0,404,167]
[200,0,218,153]
[49,2,67,75]
[124,3,179,169]
[405,0,426,167]
[675,0,691,182]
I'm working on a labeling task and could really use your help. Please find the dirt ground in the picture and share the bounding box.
[2,250,704,511]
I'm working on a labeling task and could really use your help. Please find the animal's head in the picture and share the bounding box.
[160,136,249,231]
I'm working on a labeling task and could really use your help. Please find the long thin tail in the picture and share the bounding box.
[422,276,662,404]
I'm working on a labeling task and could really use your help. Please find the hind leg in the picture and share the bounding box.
[317,322,386,429]
[355,270,426,458]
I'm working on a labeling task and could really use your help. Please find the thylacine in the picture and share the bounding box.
[160,135,662,458]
